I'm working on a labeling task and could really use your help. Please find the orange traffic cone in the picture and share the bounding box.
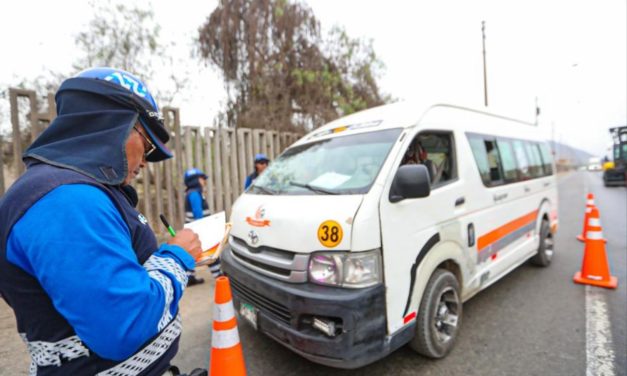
[576,193,595,242]
[573,207,618,289]
[210,276,246,376]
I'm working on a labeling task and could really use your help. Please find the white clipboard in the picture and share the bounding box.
[183,212,232,266]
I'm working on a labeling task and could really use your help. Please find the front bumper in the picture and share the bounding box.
[221,247,414,369]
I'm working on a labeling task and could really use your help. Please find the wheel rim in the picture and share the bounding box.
[543,224,554,260]
[433,286,460,344]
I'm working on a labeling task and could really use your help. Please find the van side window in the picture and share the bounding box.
[538,143,554,175]
[484,140,503,184]
[496,139,518,182]
[512,140,531,180]
[525,142,544,178]
[468,133,555,185]
[401,132,455,186]
[468,135,503,186]
[468,136,492,185]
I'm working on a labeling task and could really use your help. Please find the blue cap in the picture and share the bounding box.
[185,168,208,180]
[254,153,269,163]
[74,67,173,162]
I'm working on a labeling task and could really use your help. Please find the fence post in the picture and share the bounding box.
[246,129,254,176]
[163,107,185,229]
[154,162,164,228]
[46,93,57,119]
[184,128,193,170]
[237,129,248,191]
[194,127,203,172]
[8,88,57,179]
[27,92,42,140]
[229,129,239,202]
[222,129,233,215]
[142,165,153,226]
[213,127,224,212]
[203,128,215,213]
[9,89,24,176]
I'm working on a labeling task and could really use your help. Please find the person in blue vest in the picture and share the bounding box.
[183,168,222,284]
[0,68,206,376]
[184,168,211,223]
[244,153,270,189]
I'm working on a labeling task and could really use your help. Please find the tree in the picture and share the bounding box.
[198,0,388,131]
[73,0,188,105]
[74,1,159,75]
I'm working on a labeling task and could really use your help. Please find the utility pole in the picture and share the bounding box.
[482,21,488,107]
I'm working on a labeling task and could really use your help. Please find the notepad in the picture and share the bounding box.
[183,212,231,266]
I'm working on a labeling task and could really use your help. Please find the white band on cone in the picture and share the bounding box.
[213,302,235,322]
[586,231,604,240]
[586,207,592,213]
[212,327,240,349]
[588,218,601,227]
[586,200,594,205]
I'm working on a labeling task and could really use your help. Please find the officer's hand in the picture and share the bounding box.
[167,229,202,261]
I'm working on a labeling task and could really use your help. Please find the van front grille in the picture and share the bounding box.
[229,236,309,283]
[230,277,292,325]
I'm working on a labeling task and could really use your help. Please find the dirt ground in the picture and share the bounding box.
[0,268,216,375]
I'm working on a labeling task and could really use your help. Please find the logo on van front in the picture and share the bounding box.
[248,230,259,245]
[246,205,271,227]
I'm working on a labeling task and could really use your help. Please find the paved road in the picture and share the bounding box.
[1,171,625,375]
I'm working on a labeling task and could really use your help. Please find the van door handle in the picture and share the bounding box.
[524,186,531,193]
[493,193,508,201]
[455,197,465,206]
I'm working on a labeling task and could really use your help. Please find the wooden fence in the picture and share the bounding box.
[1,88,302,233]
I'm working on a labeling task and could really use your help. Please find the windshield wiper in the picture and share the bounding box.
[252,185,276,195]
[289,181,339,195]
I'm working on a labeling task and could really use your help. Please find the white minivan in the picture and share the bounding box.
[221,102,558,368]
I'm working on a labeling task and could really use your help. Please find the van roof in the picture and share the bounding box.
[295,101,540,146]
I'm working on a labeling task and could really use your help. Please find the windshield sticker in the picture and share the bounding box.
[317,220,343,248]
[309,172,351,189]
[246,205,271,227]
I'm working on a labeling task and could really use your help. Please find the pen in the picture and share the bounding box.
[159,214,176,237]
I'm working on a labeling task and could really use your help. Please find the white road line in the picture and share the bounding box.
[586,285,616,376]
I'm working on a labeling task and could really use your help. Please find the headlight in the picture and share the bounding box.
[308,249,382,288]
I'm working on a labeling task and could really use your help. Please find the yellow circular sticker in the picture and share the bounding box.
[317,220,343,248]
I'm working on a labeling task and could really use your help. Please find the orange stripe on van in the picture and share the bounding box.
[477,210,538,251]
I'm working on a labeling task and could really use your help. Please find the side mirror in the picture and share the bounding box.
[389,165,431,203]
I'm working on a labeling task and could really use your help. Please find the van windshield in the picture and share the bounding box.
[250,128,402,195]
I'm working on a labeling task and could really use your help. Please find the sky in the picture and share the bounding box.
[0,0,625,157]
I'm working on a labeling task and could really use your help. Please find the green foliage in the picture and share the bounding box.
[198,0,387,131]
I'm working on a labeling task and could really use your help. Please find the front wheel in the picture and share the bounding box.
[530,219,553,267]
[409,269,461,358]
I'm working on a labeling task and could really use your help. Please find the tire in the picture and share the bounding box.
[530,219,553,267]
[409,269,461,358]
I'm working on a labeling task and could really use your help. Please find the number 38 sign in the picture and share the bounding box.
[317,220,343,248]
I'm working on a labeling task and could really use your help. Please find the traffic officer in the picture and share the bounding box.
[184,168,211,223]
[0,68,204,375]
[244,153,269,189]
[183,168,222,282]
